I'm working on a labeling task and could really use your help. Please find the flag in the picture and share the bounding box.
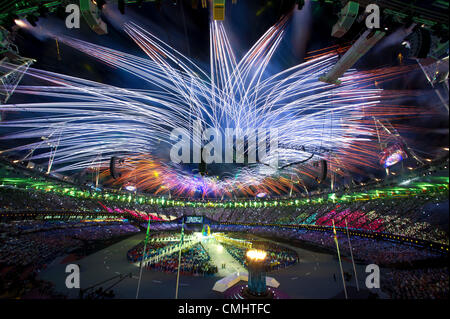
[180,219,185,245]
[332,219,338,245]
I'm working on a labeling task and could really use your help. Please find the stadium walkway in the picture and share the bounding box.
[201,238,246,277]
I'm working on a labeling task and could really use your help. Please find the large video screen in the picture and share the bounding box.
[185,216,203,224]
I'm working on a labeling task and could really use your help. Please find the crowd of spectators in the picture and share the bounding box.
[0,222,139,268]
[0,221,139,298]
[0,267,66,299]
[2,178,447,245]
[140,243,217,276]
[147,244,218,276]
[140,222,180,232]
[382,267,449,299]
[211,224,444,266]
[0,219,127,236]
[212,225,448,299]
[0,187,102,213]
[1,162,447,299]
[152,192,448,245]
[179,193,448,244]
[0,186,176,221]
[127,240,173,262]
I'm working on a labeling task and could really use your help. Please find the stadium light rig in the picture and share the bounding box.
[319,29,385,85]
[379,144,408,168]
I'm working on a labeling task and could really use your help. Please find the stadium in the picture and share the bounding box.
[0,0,448,304]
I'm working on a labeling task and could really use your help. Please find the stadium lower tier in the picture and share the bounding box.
[0,219,448,299]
